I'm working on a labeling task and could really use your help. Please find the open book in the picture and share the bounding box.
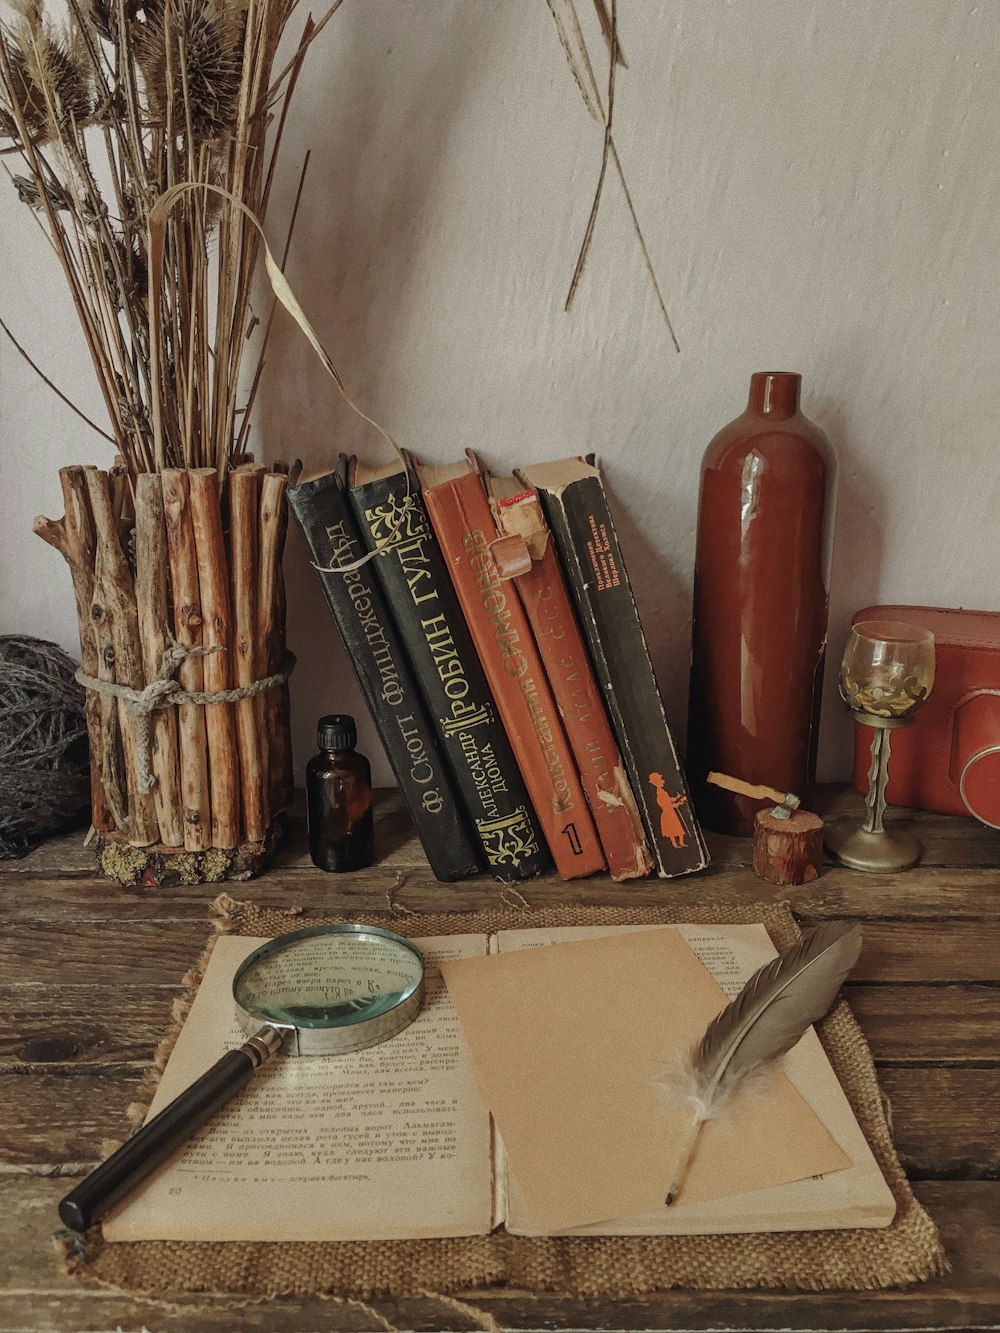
[102,924,895,1243]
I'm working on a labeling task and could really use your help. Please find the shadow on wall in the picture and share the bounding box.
[258,5,504,784]
[811,392,885,783]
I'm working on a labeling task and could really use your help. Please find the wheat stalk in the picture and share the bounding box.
[547,0,680,351]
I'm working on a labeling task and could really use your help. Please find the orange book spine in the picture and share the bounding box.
[419,460,606,879]
[490,482,652,881]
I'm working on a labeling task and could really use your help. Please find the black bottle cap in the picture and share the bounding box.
[317,714,357,752]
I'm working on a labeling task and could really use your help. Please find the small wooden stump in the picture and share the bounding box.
[752,808,824,885]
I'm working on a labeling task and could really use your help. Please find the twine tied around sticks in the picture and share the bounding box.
[75,635,295,794]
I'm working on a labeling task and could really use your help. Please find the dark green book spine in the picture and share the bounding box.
[347,465,549,882]
[533,474,709,878]
[287,471,483,883]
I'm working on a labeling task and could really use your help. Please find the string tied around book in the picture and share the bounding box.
[75,634,295,794]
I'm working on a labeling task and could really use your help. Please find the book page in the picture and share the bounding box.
[103,933,494,1242]
[495,924,895,1236]
[440,926,851,1233]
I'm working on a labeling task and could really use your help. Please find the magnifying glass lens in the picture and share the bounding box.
[235,931,424,1027]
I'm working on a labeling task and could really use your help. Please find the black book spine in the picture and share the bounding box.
[287,472,484,883]
[347,467,550,882]
[534,476,709,878]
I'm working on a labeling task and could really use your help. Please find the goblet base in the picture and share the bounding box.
[824,820,922,873]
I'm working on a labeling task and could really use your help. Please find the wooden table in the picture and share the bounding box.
[2,785,998,1332]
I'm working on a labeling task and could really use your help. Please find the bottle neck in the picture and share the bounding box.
[747,371,800,419]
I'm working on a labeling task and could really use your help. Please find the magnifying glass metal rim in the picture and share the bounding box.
[233,922,426,1056]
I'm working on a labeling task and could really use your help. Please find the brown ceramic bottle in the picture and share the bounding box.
[687,372,835,835]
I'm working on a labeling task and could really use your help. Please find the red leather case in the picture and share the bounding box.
[850,606,1000,827]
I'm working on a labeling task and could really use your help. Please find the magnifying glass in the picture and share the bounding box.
[58,923,425,1232]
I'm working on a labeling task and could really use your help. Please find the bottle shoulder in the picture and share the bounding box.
[702,411,833,480]
[307,749,370,779]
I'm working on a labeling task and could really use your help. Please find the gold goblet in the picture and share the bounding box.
[825,620,936,872]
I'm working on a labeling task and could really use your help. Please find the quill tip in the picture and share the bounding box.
[664,1190,675,1207]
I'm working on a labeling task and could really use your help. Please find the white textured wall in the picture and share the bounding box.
[2,0,998,788]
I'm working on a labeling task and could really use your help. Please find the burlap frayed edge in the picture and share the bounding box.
[58,894,948,1302]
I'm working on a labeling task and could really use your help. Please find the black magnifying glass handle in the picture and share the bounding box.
[58,1027,284,1232]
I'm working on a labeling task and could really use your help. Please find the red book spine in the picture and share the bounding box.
[491,483,652,881]
[419,462,606,879]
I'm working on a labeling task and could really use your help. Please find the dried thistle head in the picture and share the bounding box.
[132,0,245,144]
[0,4,94,143]
[0,40,47,139]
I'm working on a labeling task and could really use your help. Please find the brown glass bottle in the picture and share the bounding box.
[687,372,835,835]
[306,715,375,872]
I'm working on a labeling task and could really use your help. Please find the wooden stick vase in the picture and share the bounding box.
[35,465,293,886]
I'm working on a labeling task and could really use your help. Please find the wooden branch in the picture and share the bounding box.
[62,466,128,834]
[134,474,184,847]
[189,468,240,848]
[32,466,122,832]
[258,471,291,817]
[229,468,266,843]
[31,516,68,553]
[162,470,211,851]
[84,468,159,846]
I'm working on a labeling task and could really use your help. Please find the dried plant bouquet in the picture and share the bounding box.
[0,0,329,475]
[0,0,330,876]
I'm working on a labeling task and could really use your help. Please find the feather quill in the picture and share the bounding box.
[661,920,863,1206]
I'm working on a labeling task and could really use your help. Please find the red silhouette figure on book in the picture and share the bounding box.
[648,773,687,848]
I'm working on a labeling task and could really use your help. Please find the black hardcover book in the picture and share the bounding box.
[287,470,484,883]
[517,458,709,879]
[346,457,550,882]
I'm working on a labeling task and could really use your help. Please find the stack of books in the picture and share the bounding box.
[288,453,709,884]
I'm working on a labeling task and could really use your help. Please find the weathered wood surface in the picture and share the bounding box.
[1,784,998,1332]
[3,1065,997,1181]
[0,1180,996,1332]
[1,984,996,1068]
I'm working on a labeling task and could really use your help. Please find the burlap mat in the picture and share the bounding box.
[63,895,946,1301]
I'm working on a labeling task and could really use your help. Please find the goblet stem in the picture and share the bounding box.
[862,726,892,834]
[825,717,921,871]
